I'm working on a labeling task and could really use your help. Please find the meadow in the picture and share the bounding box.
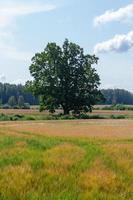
[1,108,133,121]
[0,119,133,200]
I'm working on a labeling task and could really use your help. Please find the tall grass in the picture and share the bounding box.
[0,127,132,200]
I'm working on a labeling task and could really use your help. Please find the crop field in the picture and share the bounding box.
[1,108,133,117]
[0,119,133,200]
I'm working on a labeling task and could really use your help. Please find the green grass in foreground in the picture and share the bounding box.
[0,131,132,200]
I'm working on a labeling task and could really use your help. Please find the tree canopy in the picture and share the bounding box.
[8,96,16,107]
[26,39,102,114]
[18,96,25,108]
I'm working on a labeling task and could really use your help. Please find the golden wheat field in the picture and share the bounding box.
[0,119,133,200]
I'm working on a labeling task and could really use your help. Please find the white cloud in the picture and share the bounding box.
[94,4,133,26]
[0,1,55,61]
[0,1,56,27]
[94,31,133,54]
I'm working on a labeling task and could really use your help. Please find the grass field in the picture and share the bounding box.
[1,108,133,121]
[0,119,133,200]
[1,108,133,117]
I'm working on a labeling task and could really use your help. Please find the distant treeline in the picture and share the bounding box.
[0,83,133,106]
[101,89,133,105]
[0,83,39,105]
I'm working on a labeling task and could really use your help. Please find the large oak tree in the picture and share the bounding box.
[26,39,102,114]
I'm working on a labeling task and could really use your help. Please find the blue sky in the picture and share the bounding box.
[0,0,133,91]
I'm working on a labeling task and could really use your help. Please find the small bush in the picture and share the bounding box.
[89,115,106,119]
[14,114,24,119]
[77,114,90,119]
[22,103,30,109]
[2,104,11,109]
[13,106,19,109]
[110,115,126,119]
[59,115,76,120]
[0,114,10,121]
[24,116,35,120]
[10,114,24,121]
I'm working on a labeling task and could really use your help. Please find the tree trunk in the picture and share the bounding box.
[63,108,70,115]
[61,104,70,115]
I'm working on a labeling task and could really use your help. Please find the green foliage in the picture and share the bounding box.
[0,112,129,121]
[0,114,24,121]
[0,113,10,121]
[101,89,133,105]
[26,139,47,150]
[0,82,39,105]
[18,96,25,108]
[78,114,106,119]
[24,116,35,120]
[110,115,126,119]
[26,39,102,115]
[23,103,30,109]
[0,99,2,107]
[8,96,17,108]
[1,104,11,109]
[30,159,44,171]
[0,154,24,168]
[101,104,133,111]
[0,137,16,150]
